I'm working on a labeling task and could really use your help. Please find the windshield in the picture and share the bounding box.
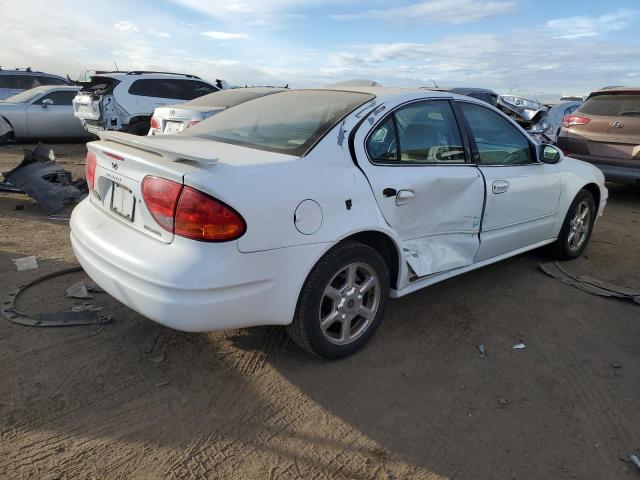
[183,89,375,156]
[184,88,285,108]
[3,87,47,103]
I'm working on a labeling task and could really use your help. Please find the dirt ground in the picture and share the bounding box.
[1,142,639,480]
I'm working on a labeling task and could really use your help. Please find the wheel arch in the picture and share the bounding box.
[581,182,601,208]
[335,230,401,289]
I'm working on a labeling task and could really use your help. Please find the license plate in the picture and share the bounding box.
[164,121,185,134]
[110,183,135,221]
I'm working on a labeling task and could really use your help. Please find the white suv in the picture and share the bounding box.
[72,71,225,135]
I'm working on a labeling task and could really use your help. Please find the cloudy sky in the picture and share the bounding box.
[2,0,639,96]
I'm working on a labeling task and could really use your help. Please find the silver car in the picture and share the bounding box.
[149,87,287,135]
[0,86,92,142]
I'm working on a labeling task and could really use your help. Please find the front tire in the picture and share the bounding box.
[552,189,596,259]
[287,242,390,359]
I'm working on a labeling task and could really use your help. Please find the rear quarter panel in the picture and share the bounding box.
[182,124,398,255]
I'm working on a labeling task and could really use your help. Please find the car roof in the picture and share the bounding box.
[24,85,81,94]
[0,70,66,79]
[317,85,462,102]
[99,72,206,81]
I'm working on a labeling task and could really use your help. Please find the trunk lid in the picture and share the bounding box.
[88,132,219,243]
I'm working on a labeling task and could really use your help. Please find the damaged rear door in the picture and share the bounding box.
[353,99,484,278]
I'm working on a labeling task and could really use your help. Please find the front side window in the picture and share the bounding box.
[459,102,533,165]
[33,90,78,105]
[366,100,465,164]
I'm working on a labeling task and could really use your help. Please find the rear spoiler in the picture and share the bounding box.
[97,131,219,163]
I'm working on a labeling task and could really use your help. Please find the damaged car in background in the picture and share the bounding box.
[149,87,287,135]
[72,71,227,136]
[498,94,583,143]
[0,86,93,143]
[70,87,606,359]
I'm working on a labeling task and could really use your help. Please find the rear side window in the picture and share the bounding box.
[459,102,533,165]
[580,94,640,117]
[367,100,465,164]
[36,76,67,86]
[128,79,155,97]
[0,75,23,89]
[129,79,209,100]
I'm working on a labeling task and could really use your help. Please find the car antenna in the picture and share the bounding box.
[432,79,438,88]
[114,60,120,71]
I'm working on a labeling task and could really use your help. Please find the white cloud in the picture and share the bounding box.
[201,31,248,40]
[171,0,312,28]
[333,0,515,23]
[113,20,138,32]
[148,29,171,38]
[546,9,637,39]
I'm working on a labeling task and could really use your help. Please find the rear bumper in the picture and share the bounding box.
[70,198,327,332]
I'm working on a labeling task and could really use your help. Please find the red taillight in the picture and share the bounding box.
[562,115,591,128]
[187,120,200,128]
[150,116,160,130]
[85,151,97,190]
[141,176,182,232]
[175,187,245,241]
[141,176,245,242]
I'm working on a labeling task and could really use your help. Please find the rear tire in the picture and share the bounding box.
[125,118,151,136]
[287,242,390,359]
[552,189,596,259]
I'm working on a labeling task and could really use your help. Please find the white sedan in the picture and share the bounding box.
[70,87,607,358]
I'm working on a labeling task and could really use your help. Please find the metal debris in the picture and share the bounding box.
[1,266,112,327]
[1,144,85,215]
[66,281,93,299]
[513,343,526,350]
[540,262,640,305]
[12,256,38,271]
[478,344,487,356]
[630,452,640,471]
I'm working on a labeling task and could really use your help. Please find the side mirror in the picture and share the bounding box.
[539,144,562,164]
[41,98,53,108]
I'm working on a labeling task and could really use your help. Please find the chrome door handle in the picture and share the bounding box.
[492,180,509,194]
[395,189,415,205]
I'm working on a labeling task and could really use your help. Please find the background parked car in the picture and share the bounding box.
[149,87,287,135]
[0,67,68,100]
[529,100,582,144]
[72,71,226,136]
[557,87,640,184]
[0,85,92,143]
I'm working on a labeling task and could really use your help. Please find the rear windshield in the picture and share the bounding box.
[79,76,120,95]
[580,93,640,117]
[183,88,285,108]
[183,90,375,156]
